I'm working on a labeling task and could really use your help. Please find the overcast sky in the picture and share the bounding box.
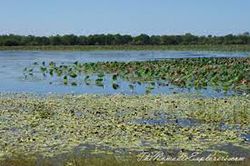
[0,0,249,36]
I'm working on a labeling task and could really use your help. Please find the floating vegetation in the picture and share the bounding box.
[0,94,249,160]
[23,58,250,94]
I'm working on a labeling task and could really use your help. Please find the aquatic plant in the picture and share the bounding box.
[23,57,250,94]
[0,94,249,159]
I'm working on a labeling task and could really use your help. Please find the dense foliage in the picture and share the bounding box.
[78,58,250,91]
[1,33,250,46]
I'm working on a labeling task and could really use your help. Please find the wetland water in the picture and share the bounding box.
[0,50,248,96]
[0,51,249,165]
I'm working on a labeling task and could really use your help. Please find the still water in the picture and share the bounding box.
[0,50,248,97]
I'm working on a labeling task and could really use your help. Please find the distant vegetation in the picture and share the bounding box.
[0,33,250,46]
[1,45,250,52]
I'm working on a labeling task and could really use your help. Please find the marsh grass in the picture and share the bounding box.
[1,45,250,52]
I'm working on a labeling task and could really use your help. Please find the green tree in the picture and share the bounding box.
[133,34,150,45]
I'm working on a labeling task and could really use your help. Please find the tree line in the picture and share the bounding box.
[0,33,250,46]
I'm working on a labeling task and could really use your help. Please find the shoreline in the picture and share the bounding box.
[1,45,250,52]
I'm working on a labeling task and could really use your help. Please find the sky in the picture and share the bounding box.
[0,0,249,36]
